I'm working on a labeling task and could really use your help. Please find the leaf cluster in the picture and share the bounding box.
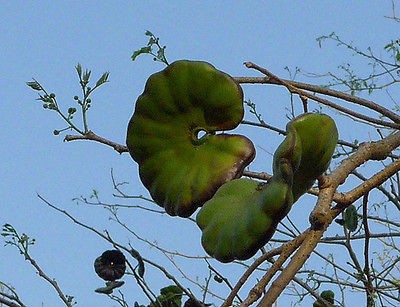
[134,285,183,307]
[131,30,169,65]
[26,64,109,135]
[1,223,35,256]
[316,32,400,95]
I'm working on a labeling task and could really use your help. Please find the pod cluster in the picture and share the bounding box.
[127,60,338,262]
[197,113,338,262]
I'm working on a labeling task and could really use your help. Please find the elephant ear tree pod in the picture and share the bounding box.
[197,113,338,262]
[125,59,338,263]
[94,250,126,294]
[126,60,255,217]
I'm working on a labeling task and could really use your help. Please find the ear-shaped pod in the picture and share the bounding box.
[288,113,338,201]
[126,60,255,217]
[196,178,293,263]
[197,113,338,262]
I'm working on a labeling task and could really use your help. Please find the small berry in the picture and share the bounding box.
[49,93,56,98]
[74,96,79,100]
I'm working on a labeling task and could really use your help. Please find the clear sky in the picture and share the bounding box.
[1,1,399,306]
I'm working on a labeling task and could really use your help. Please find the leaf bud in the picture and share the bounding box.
[68,107,77,114]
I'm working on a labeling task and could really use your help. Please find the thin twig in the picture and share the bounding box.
[36,194,200,304]
[362,193,376,306]
[23,251,73,306]
[64,131,128,154]
[0,296,23,307]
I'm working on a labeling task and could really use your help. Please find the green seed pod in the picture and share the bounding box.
[288,113,338,201]
[197,113,338,262]
[126,60,255,217]
[196,178,292,262]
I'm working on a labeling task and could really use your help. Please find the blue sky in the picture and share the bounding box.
[1,1,399,306]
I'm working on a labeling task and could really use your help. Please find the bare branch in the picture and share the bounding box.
[335,158,400,208]
[235,77,400,124]
[242,62,400,129]
[64,131,128,154]
[0,296,22,307]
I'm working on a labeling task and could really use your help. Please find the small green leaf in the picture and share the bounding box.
[148,36,157,45]
[321,290,335,303]
[26,81,43,91]
[75,63,82,78]
[344,205,358,232]
[95,72,110,88]
[157,46,166,60]
[131,46,152,61]
[152,285,182,307]
[83,70,91,83]
[95,280,125,295]
[130,248,145,277]
[145,30,153,36]
[313,289,335,306]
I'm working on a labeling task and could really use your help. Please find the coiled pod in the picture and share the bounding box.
[126,60,255,217]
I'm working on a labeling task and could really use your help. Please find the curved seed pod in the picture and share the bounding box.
[197,113,338,262]
[288,113,338,201]
[126,60,255,217]
[94,250,126,281]
[196,178,292,262]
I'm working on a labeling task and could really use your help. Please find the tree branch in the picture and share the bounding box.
[0,296,23,307]
[240,231,309,305]
[235,74,400,124]
[64,131,128,154]
[22,253,73,306]
[242,62,400,129]
[334,158,400,208]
